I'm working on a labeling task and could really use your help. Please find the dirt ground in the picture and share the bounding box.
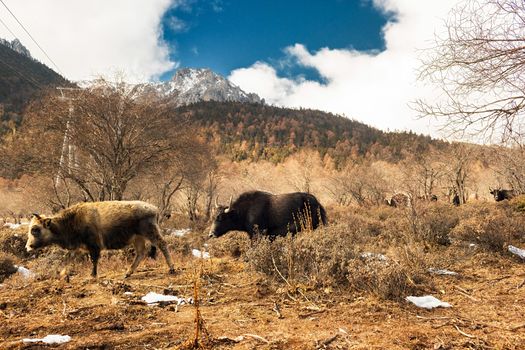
[1,243,525,350]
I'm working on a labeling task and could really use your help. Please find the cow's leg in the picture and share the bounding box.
[88,246,100,277]
[146,223,175,274]
[125,236,146,278]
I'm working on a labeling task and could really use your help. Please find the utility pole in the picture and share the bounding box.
[54,87,82,188]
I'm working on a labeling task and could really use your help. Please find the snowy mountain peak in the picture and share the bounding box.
[76,68,263,106]
[164,67,263,105]
[0,38,31,58]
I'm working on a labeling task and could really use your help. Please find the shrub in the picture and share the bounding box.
[0,227,29,259]
[244,223,429,300]
[0,251,18,282]
[208,232,250,258]
[510,195,525,212]
[245,224,358,287]
[451,206,524,252]
[417,203,459,246]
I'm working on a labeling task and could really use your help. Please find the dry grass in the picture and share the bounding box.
[1,201,525,348]
[451,202,525,254]
[0,226,29,259]
[0,251,17,282]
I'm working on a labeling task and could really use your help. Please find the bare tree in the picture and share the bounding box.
[402,150,446,200]
[489,145,525,193]
[327,162,388,206]
[416,0,525,143]
[444,143,475,205]
[3,76,196,203]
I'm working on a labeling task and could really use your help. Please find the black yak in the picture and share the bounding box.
[209,191,327,239]
[26,201,175,278]
[489,188,516,201]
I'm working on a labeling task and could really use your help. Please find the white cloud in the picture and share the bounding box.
[229,0,461,136]
[0,0,178,82]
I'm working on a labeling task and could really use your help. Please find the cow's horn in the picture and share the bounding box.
[32,213,41,219]
[214,196,219,209]
[228,195,232,208]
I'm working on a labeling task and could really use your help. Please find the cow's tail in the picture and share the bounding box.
[318,204,327,226]
[148,245,158,259]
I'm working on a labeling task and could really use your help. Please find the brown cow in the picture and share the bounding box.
[26,201,175,278]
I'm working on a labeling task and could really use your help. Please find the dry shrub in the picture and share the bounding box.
[416,203,459,246]
[0,251,18,282]
[164,234,192,256]
[510,195,525,212]
[29,248,87,279]
[381,202,459,247]
[451,203,525,252]
[244,223,430,300]
[0,227,29,259]
[245,224,358,287]
[348,244,429,301]
[347,260,413,300]
[208,232,250,258]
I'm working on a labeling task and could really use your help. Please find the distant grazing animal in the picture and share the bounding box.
[452,193,460,206]
[415,194,438,202]
[489,188,516,202]
[26,201,175,278]
[209,191,327,239]
[385,193,410,207]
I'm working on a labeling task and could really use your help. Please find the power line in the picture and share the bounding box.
[0,0,64,76]
[0,56,43,89]
[0,14,16,39]
[0,11,42,88]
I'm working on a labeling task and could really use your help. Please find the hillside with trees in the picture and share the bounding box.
[178,101,449,165]
[0,39,69,135]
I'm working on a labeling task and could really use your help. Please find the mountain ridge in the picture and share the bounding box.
[115,68,263,106]
[0,38,68,134]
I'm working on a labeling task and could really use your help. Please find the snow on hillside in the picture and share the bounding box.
[77,68,263,106]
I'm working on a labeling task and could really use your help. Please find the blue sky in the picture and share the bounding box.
[160,0,389,81]
[0,0,459,135]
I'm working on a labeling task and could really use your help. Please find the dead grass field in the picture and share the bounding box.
[1,202,525,349]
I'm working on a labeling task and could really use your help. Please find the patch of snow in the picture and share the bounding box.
[3,222,27,229]
[428,268,458,276]
[360,252,388,261]
[469,243,477,248]
[123,292,133,296]
[508,245,525,259]
[23,335,71,344]
[141,292,191,306]
[192,249,210,259]
[167,228,191,237]
[15,265,35,279]
[406,295,452,309]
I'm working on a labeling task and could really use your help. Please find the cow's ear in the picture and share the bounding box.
[42,218,52,229]
[32,213,41,220]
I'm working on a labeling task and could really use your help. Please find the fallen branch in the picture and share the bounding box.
[487,275,512,283]
[453,285,479,302]
[511,323,525,331]
[299,309,326,319]
[243,333,270,344]
[317,334,338,349]
[454,325,476,338]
